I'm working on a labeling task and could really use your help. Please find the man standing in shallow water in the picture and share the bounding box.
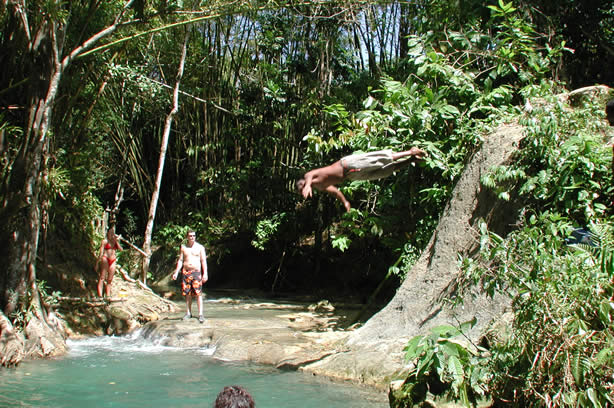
[172,230,208,323]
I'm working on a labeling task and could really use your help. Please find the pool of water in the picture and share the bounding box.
[0,333,388,408]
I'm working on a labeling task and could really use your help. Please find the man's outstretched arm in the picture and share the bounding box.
[301,172,315,198]
[325,185,351,212]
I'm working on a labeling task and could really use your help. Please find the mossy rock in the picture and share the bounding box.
[389,381,428,408]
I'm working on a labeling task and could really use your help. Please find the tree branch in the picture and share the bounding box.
[61,0,136,69]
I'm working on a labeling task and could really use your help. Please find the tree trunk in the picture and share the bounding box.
[0,34,71,363]
[142,27,190,284]
[0,0,133,366]
[398,1,409,60]
[0,311,24,367]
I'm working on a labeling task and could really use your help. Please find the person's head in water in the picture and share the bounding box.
[606,98,614,126]
[214,385,255,408]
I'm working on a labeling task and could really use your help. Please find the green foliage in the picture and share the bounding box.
[118,208,140,242]
[251,212,287,251]
[402,319,490,407]
[454,91,614,406]
[330,235,351,252]
[9,280,62,330]
[465,218,614,407]
[157,223,198,248]
[0,113,23,186]
[481,88,613,222]
[46,146,104,251]
[486,0,569,83]
[107,63,168,106]
[40,0,70,22]
[388,242,421,280]
[299,16,529,254]
[297,0,570,260]
[519,0,614,88]
[395,40,611,406]
[406,213,614,408]
[156,214,239,252]
[480,165,526,201]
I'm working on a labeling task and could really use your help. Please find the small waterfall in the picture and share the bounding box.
[67,329,216,357]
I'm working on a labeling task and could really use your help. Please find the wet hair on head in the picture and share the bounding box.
[214,385,255,408]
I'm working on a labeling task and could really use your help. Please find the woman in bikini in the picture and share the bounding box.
[97,227,123,298]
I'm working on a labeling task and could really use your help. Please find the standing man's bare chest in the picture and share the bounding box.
[182,244,203,268]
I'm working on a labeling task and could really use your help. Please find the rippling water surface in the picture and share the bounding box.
[0,332,388,407]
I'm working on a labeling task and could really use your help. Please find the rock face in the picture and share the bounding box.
[136,299,349,369]
[303,123,526,386]
[58,273,177,337]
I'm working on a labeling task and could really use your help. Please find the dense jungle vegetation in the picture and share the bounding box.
[1,0,613,406]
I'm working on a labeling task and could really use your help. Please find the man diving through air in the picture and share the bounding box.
[296,147,427,211]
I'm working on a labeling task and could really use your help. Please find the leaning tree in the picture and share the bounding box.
[0,0,238,366]
[0,0,156,366]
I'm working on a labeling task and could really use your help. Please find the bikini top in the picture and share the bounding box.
[104,241,120,250]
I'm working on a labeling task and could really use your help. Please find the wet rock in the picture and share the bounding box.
[24,315,69,359]
[308,300,335,313]
[137,299,350,369]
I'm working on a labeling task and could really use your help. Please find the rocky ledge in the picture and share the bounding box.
[138,297,354,371]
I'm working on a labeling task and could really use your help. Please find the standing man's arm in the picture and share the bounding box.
[172,246,183,280]
[200,245,208,283]
[325,185,351,212]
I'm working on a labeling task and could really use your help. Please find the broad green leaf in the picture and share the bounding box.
[404,335,424,359]
[439,340,461,358]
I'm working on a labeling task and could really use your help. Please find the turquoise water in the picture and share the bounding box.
[0,333,388,407]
